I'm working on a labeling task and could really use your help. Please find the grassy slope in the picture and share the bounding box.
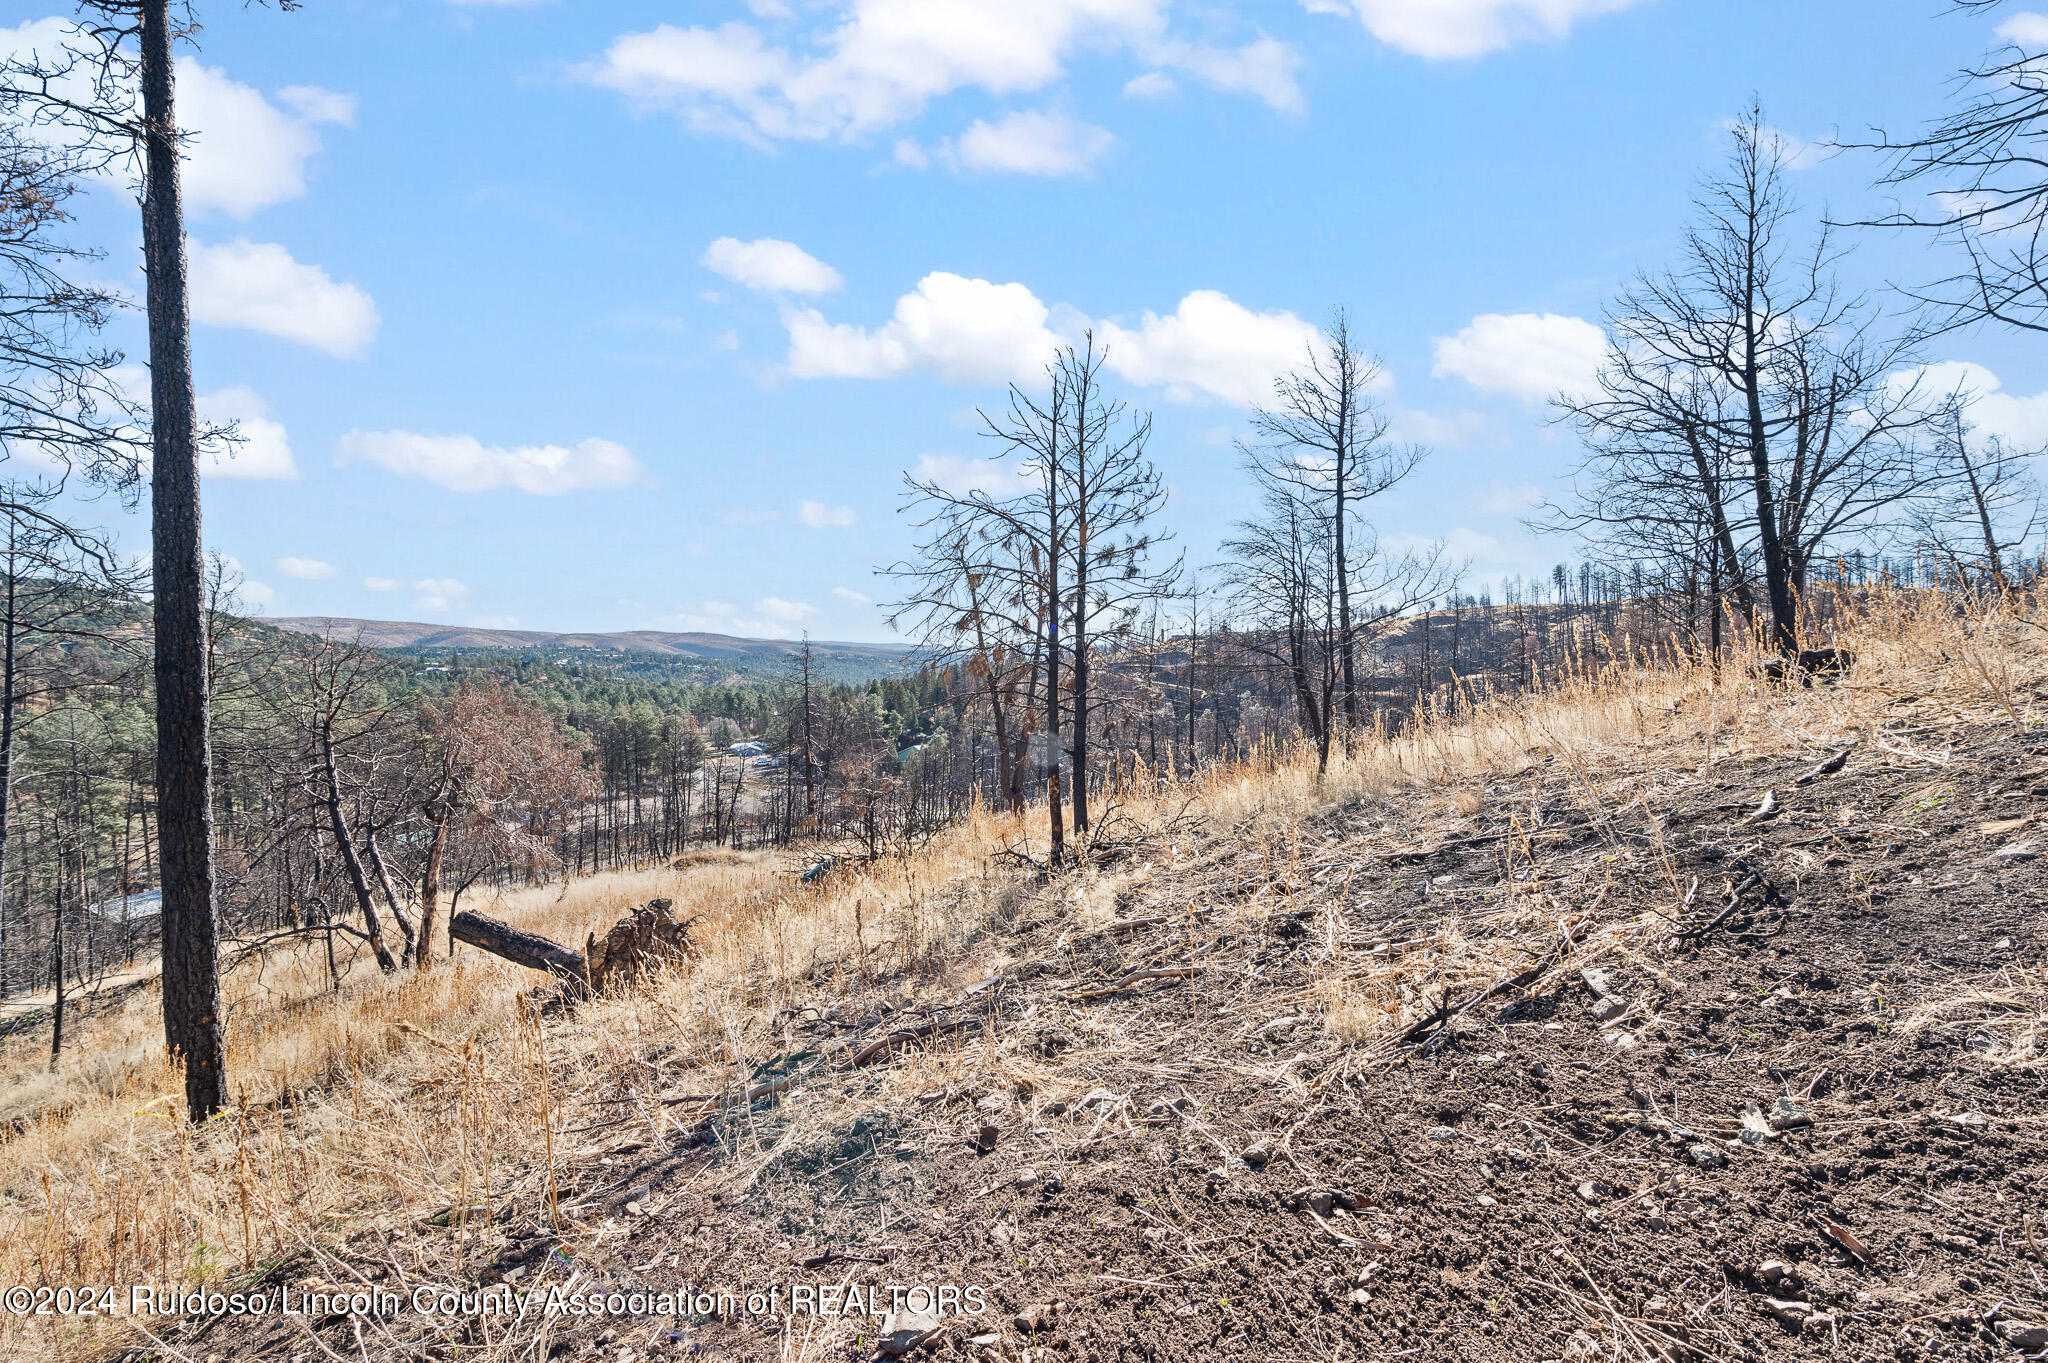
[3,590,2045,1362]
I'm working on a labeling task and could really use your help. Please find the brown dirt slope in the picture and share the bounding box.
[145,690,2048,1363]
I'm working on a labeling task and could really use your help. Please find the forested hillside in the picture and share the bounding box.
[0,539,1992,1034]
[272,616,908,679]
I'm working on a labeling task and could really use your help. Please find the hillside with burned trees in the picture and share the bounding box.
[3,1,2048,1362]
[0,586,2043,1363]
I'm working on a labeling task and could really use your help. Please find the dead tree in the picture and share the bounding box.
[134,0,224,1121]
[1220,480,1453,774]
[1850,1,2048,337]
[1244,311,1422,732]
[891,340,1176,857]
[1911,400,2043,594]
[1044,336,1177,838]
[254,635,411,973]
[1220,488,1338,760]
[0,4,230,1115]
[415,679,593,963]
[894,358,1075,862]
[887,505,1044,814]
[1551,108,1940,654]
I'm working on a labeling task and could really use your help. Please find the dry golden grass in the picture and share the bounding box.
[0,585,2040,1360]
[1898,967,2048,1069]
[1290,590,2047,1060]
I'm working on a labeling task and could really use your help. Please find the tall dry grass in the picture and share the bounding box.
[0,585,2037,1360]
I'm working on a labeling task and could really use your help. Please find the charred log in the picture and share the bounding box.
[449,910,590,997]
[449,898,697,998]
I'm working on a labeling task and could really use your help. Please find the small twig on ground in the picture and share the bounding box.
[1067,966,1204,1001]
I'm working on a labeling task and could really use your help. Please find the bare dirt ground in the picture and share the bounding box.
[132,699,2048,1363]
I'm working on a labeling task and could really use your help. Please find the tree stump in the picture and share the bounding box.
[585,898,697,993]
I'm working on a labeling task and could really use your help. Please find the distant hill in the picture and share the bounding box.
[272,617,906,667]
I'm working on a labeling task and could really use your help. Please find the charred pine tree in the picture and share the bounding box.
[1551,109,1940,656]
[1911,400,2042,595]
[1244,312,1423,735]
[1046,335,1177,838]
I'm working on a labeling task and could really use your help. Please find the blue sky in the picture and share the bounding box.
[6,0,2045,641]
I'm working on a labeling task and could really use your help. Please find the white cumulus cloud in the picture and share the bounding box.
[1432,312,1606,405]
[178,65,354,218]
[197,386,299,479]
[1997,11,2048,46]
[1903,361,2048,450]
[1308,0,1644,60]
[799,500,859,527]
[335,431,645,494]
[832,585,872,605]
[0,21,352,218]
[277,556,336,580]
[701,236,844,293]
[188,240,379,359]
[1142,36,1300,112]
[580,3,1301,144]
[785,272,1062,385]
[1097,290,1324,406]
[953,109,1114,176]
[364,577,399,591]
[787,275,1318,405]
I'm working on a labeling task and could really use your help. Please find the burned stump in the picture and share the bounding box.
[1753,648,1856,685]
[585,897,697,993]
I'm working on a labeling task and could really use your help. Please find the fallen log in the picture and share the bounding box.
[450,911,591,995]
[451,898,698,998]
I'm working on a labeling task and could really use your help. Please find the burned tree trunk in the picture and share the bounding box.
[417,813,448,965]
[320,734,398,974]
[363,828,418,966]
[140,0,227,1123]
